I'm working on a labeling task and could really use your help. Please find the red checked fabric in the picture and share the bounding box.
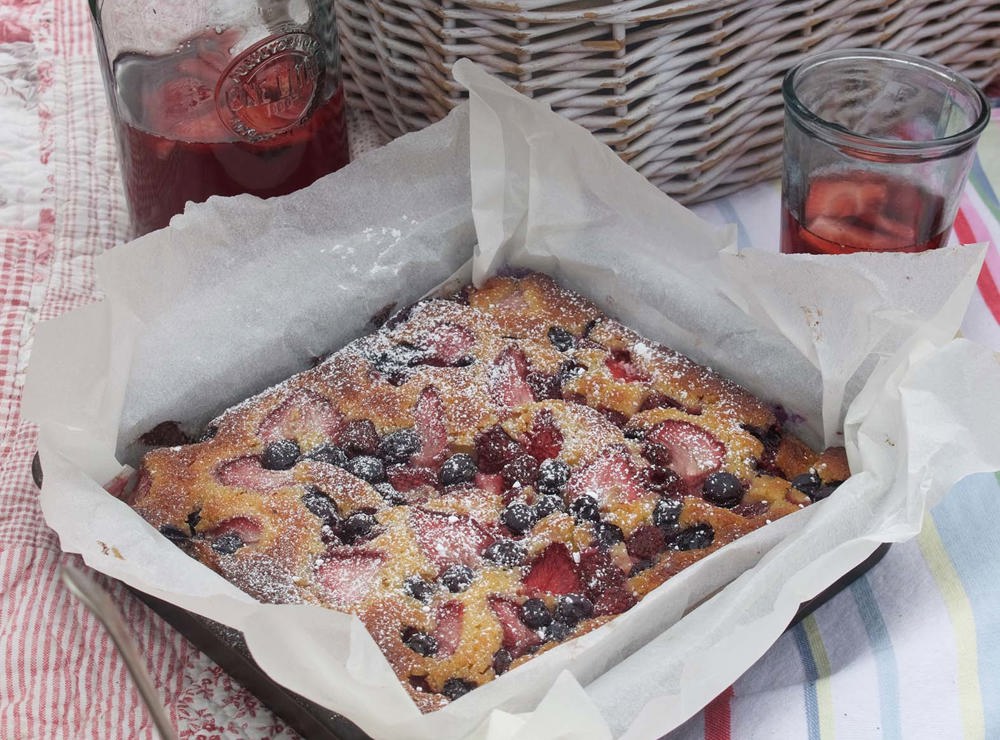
[1,0,998,737]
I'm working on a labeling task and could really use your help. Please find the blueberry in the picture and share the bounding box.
[593,521,624,548]
[492,648,513,676]
[345,455,387,484]
[260,439,300,470]
[536,458,570,494]
[403,576,436,603]
[379,429,421,464]
[702,472,743,508]
[196,425,218,442]
[340,511,376,543]
[544,621,571,642]
[483,539,526,567]
[547,326,575,352]
[629,559,654,576]
[533,494,565,520]
[442,678,477,700]
[302,486,339,519]
[185,508,202,535]
[652,497,683,528]
[501,502,536,534]
[553,594,593,626]
[519,598,552,628]
[211,532,244,555]
[159,525,188,544]
[558,360,587,384]
[791,471,823,497]
[374,482,407,506]
[569,495,601,522]
[669,523,714,551]
[439,564,474,593]
[404,631,438,657]
[306,444,348,468]
[439,454,477,486]
[809,482,841,501]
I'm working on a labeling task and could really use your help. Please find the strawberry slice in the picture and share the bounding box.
[387,464,439,492]
[490,346,534,408]
[524,543,583,596]
[488,597,543,658]
[578,548,636,616]
[207,516,263,545]
[645,420,724,490]
[565,446,645,505]
[408,507,495,568]
[432,601,465,657]
[420,323,476,366]
[216,456,295,492]
[524,409,563,461]
[605,349,649,382]
[475,472,505,497]
[315,548,385,608]
[258,391,345,445]
[411,386,448,467]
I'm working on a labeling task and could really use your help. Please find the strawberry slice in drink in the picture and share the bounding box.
[643,420,723,491]
[488,597,543,658]
[803,176,889,224]
[408,507,495,568]
[315,548,386,608]
[565,446,646,506]
[412,386,449,467]
[490,346,535,408]
[432,601,465,657]
[524,543,583,596]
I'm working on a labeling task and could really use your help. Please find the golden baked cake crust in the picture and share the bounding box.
[127,272,849,708]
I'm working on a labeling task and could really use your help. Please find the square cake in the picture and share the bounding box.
[127,272,848,711]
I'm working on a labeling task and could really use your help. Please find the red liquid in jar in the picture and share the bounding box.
[113,34,350,236]
[780,171,949,255]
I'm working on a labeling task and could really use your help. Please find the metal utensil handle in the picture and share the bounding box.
[60,565,179,740]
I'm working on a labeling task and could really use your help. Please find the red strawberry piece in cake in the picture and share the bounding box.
[215,456,295,491]
[644,420,724,490]
[315,548,386,608]
[488,597,543,658]
[578,548,637,616]
[490,346,534,408]
[411,386,448,468]
[387,465,439,492]
[408,507,495,568]
[475,472,505,497]
[432,600,465,657]
[258,390,345,444]
[205,515,263,554]
[524,543,583,596]
[565,446,645,506]
[524,409,563,461]
[420,323,476,367]
[604,349,649,382]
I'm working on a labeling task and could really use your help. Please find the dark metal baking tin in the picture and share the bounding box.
[32,451,890,740]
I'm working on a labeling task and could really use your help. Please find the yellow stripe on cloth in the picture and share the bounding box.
[803,614,836,739]
[917,514,985,739]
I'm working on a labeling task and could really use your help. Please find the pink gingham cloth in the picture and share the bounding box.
[1,0,998,737]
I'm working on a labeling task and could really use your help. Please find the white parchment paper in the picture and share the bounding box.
[22,59,1000,739]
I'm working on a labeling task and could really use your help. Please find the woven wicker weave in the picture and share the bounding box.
[336,0,1000,203]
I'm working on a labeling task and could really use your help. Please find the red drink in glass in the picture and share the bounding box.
[105,25,350,236]
[780,171,949,255]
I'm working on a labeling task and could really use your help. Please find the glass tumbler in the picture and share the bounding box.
[780,48,988,255]
[89,0,350,237]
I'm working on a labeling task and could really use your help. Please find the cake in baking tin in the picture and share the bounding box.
[128,272,849,710]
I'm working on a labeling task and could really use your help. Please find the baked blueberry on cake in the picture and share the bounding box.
[127,272,849,710]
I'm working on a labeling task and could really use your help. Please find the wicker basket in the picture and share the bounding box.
[336,0,1000,203]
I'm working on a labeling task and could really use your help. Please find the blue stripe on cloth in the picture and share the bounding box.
[970,158,1000,216]
[850,576,902,740]
[713,197,753,251]
[791,623,821,740]
[930,472,1000,740]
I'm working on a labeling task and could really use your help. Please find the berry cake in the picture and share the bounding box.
[128,272,849,711]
